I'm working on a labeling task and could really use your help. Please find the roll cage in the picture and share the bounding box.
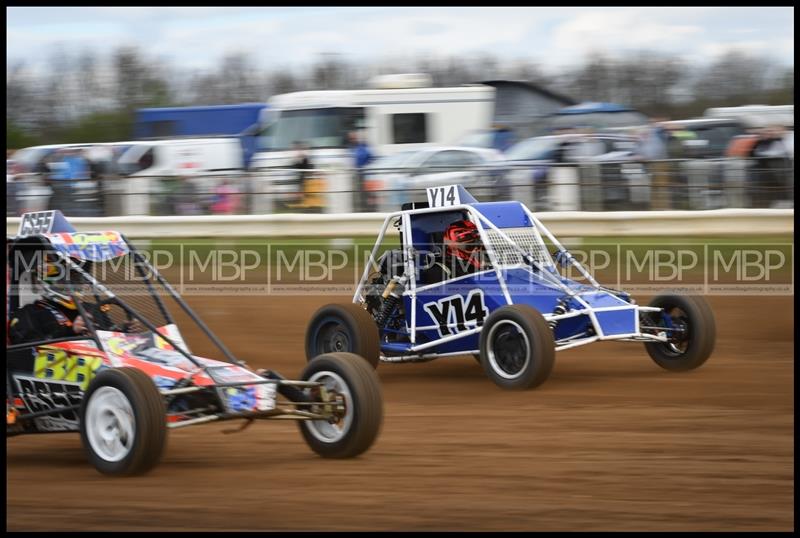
[353,188,668,359]
[6,234,232,369]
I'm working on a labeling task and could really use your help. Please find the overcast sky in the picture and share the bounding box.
[6,7,795,73]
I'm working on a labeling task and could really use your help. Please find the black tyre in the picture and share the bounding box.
[644,295,716,371]
[479,305,555,390]
[306,303,381,368]
[298,352,383,459]
[79,367,167,476]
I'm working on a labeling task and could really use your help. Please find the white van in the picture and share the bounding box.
[112,138,245,215]
[116,137,244,177]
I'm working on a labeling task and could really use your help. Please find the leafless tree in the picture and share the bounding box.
[6,46,794,143]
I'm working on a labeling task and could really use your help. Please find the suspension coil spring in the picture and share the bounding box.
[548,300,568,331]
[375,295,400,327]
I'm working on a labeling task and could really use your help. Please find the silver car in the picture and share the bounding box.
[363,146,504,211]
[500,134,646,211]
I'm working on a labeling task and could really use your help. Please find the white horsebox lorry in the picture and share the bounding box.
[248,74,496,212]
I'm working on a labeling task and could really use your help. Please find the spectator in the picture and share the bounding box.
[7,153,18,216]
[749,126,791,208]
[490,125,516,153]
[167,174,201,215]
[660,124,697,210]
[211,177,241,215]
[46,148,92,214]
[291,141,313,207]
[65,148,91,182]
[663,124,696,160]
[636,119,669,161]
[292,141,312,175]
[47,149,72,212]
[726,131,759,159]
[67,148,92,215]
[349,131,374,211]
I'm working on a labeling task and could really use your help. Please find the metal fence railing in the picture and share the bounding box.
[5,157,794,218]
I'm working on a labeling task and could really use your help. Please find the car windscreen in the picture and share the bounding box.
[266,107,366,151]
[551,111,649,130]
[11,147,50,170]
[691,125,744,157]
[117,146,155,176]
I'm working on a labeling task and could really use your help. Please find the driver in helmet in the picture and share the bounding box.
[9,256,89,344]
[421,219,488,284]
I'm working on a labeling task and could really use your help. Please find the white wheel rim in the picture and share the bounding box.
[486,320,531,380]
[85,386,136,462]
[305,371,353,444]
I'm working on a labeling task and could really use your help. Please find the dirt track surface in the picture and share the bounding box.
[6,295,794,531]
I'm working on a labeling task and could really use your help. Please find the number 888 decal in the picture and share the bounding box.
[33,348,104,390]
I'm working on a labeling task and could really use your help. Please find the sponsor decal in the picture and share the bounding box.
[45,231,129,261]
[151,375,179,390]
[225,387,257,412]
[34,347,103,390]
[222,384,276,412]
[15,376,83,432]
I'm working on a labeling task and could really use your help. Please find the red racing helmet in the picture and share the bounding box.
[444,219,483,266]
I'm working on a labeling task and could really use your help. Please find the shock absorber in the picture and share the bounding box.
[375,274,407,327]
[548,298,569,331]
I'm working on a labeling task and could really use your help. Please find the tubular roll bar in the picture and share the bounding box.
[123,235,246,368]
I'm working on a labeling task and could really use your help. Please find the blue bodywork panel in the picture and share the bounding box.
[395,265,636,354]
[593,309,637,336]
[470,202,532,229]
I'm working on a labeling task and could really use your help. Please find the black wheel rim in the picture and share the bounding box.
[315,318,352,354]
[487,320,530,379]
[662,306,690,357]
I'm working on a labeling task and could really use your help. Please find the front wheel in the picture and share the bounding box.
[479,305,556,390]
[643,295,716,371]
[305,303,381,368]
[79,367,167,476]
[298,352,383,458]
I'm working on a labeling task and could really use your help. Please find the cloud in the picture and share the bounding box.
[6,6,794,75]
[552,9,702,58]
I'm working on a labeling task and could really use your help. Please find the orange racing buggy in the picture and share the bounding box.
[6,211,383,475]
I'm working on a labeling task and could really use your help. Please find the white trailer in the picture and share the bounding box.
[248,75,495,213]
[252,75,495,167]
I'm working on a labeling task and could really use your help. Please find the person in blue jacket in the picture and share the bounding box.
[349,131,374,211]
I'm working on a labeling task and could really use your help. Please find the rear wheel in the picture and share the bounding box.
[79,367,167,476]
[298,353,383,459]
[479,305,555,390]
[644,295,715,371]
[306,303,381,368]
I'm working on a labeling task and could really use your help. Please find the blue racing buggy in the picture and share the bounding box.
[306,185,715,390]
